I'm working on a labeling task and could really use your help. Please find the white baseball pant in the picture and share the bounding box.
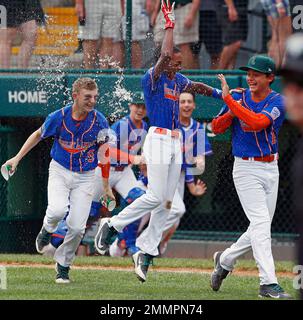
[43,160,95,267]
[220,157,279,285]
[92,165,141,201]
[162,170,186,232]
[110,127,182,256]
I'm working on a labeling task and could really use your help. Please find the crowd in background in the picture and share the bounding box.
[0,0,302,69]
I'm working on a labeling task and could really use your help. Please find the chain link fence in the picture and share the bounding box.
[0,2,301,253]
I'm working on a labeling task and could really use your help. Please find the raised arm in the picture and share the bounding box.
[218,74,271,131]
[3,127,42,173]
[153,0,176,81]
[188,81,218,97]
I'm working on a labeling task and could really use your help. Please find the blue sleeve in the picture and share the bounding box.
[96,113,110,145]
[98,113,109,130]
[212,88,223,100]
[176,73,192,92]
[261,97,285,124]
[185,170,194,184]
[215,104,229,118]
[41,109,63,139]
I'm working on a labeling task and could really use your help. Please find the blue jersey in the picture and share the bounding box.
[110,115,148,167]
[41,104,109,172]
[216,89,285,157]
[180,119,213,183]
[141,67,192,130]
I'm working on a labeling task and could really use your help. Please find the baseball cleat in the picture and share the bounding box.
[259,284,292,299]
[132,250,153,282]
[55,263,70,284]
[35,227,52,254]
[210,251,230,291]
[94,218,118,255]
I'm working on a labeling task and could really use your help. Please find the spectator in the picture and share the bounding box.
[0,0,44,69]
[191,0,223,69]
[119,0,152,68]
[152,0,201,69]
[76,0,123,69]
[218,0,248,69]
[260,0,292,68]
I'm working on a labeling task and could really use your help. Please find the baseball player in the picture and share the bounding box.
[94,0,221,282]
[109,91,211,257]
[46,92,148,256]
[209,55,291,298]
[278,33,303,300]
[91,91,148,221]
[3,78,114,283]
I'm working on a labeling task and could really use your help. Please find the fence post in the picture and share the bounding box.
[125,0,132,69]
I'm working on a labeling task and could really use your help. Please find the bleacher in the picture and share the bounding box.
[12,7,78,57]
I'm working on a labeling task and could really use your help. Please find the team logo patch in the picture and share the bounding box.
[270,107,281,120]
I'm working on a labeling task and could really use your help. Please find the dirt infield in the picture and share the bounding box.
[0,261,295,278]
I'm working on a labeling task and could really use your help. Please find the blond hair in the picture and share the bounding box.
[72,77,98,93]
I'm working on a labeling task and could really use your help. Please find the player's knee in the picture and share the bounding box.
[147,191,165,206]
[46,205,67,222]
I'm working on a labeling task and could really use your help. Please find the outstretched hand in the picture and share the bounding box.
[218,74,230,98]
[161,0,175,29]
[190,179,207,197]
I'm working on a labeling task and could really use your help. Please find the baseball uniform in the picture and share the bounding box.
[40,103,109,267]
[212,88,285,285]
[108,67,193,256]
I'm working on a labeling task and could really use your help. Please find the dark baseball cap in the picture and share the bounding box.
[278,33,303,81]
[130,92,145,105]
[240,55,276,74]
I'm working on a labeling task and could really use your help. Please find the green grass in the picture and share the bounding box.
[0,254,299,300]
[0,254,296,272]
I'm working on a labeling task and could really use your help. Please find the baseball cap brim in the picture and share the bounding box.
[239,66,274,74]
[130,101,145,105]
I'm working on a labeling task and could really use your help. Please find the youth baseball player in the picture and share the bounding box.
[3,78,114,283]
[94,0,221,282]
[110,92,213,256]
[210,55,291,299]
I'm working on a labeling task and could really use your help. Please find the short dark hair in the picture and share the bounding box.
[153,46,181,64]
[180,91,196,102]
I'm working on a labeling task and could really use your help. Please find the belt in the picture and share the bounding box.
[154,127,180,138]
[242,154,278,163]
